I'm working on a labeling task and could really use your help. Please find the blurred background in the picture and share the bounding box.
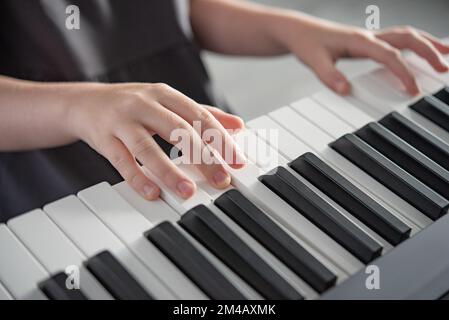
[203,0,449,120]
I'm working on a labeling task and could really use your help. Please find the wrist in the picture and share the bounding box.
[50,82,105,143]
[264,9,311,53]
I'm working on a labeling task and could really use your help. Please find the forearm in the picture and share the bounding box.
[0,76,86,151]
[189,0,329,56]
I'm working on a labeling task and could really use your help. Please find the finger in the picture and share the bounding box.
[203,105,245,131]
[127,106,232,190]
[101,136,161,200]
[151,85,246,169]
[419,31,449,54]
[307,49,351,95]
[117,124,197,199]
[376,30,449,72]
[352,38,419,95]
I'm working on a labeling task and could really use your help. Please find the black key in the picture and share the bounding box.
[379,112,449,172]
[215,189,337,293]
[145,221,245,300]
[356,122,449,200]
[259,167,383,263]
[410,95,449,131]
[434,87,449,105]
[179,205,303,300]
[85,250,152,300]
[331,134,449,220]
[39,272,88,300]
[290,152,411,245]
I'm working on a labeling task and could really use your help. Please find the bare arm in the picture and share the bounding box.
[0,76,81,150]
[0,76,245,199]
[190,0,293,56]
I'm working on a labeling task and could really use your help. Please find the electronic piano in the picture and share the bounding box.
[1,39,449,300]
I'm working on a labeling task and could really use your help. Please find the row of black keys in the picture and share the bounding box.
[40,87,449,300]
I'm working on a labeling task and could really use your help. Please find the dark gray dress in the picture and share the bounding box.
[0,0,224,221]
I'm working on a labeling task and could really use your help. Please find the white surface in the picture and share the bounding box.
[7,210,113,300]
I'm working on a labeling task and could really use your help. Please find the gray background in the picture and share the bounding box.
[203,0,449,120]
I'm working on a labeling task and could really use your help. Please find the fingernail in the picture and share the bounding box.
[335,80,348,95]
[177,180,195,198]
[213,171,231,188]
[142,185,158,199]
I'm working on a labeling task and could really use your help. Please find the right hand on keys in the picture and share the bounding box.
[66,82,246,200]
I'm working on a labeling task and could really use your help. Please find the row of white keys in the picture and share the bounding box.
[0,224,47,299]
[77,182,208,300]
[43,195,176,299]
[247,115,420,234]
[180,164,319,299]
[0,281,12,300]
[113,180,262,300]
[7,210,113,300]
[269,105,430,229]
[237,129,392,251]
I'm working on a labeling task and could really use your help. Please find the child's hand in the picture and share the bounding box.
[278,18,449,95]
[66,82,245,200]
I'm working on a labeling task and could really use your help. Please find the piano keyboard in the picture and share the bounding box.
[2,39,449,300]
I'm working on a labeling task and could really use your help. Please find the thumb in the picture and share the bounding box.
[308,51,351,95]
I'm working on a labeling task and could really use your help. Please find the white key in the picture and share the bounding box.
[7,211,113,300]
[233,129,283,171]
[312,89,374,129]
[247,115,311,161]
[291,98,353,138]
[269,106,428,230]
[0,224,47,300]
[77,182,207,300]
[179,164,232,200]
[0,282,12,300]
[114,181,180,224]
[270,106,334,146]
[142,164,212,213]
[44,195,176,299]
